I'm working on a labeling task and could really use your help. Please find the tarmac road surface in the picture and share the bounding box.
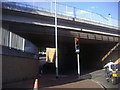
[90,69,120,89]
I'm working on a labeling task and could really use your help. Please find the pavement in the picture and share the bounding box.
[2,74,104,89]
[90,69,120,89]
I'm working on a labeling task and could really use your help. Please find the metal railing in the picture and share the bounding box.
[2,1,118,28]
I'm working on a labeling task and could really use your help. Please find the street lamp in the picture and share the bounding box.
[108,13,112,25]
[108,13,111,18]
[55,0,58,78]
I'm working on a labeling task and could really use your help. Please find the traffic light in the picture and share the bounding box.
[75,38,80,53]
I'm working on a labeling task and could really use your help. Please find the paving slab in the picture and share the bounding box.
[3,74,103,89]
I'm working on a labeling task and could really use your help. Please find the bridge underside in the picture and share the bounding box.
[3,21,119,75]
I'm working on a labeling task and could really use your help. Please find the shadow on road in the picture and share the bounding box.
[79,74,92,80]
[117,77,120,84]
[39,74,92,88]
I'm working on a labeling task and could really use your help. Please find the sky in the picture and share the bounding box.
[60,2,118,20]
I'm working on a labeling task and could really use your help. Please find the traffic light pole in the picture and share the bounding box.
[55,0,58,78]
[75,38,80,78]
[77,53,80,78]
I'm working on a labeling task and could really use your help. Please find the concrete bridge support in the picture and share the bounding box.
[2,47,39,84]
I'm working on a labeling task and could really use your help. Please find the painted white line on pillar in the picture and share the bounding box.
[9,32,12,49]
[22,38,25,52]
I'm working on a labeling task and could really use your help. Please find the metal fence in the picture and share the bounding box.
[1,28,25,51]
[1,28,38,54]
[2,1,118,27]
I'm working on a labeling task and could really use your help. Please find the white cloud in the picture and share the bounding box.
[87,6,97,12]
[90,6,96,9]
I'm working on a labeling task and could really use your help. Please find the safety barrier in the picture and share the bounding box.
[2,1,118,27]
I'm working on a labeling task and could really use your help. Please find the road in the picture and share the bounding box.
[90,69,120,89]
